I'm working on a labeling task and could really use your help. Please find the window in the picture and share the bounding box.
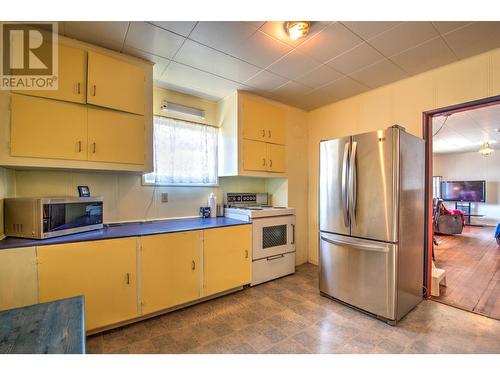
[143,116,218,186]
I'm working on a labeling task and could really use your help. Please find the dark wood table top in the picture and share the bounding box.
[0,296,85,354]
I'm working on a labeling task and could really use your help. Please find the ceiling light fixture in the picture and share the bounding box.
[479,141,494,156]
[161,101,205,119]
[286,21,311,40]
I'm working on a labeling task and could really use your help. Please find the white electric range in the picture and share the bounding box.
[224,193,296,286]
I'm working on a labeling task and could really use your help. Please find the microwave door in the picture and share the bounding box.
[319,137,351,236]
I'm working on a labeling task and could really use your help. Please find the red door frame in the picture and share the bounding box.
[422,94,500,298]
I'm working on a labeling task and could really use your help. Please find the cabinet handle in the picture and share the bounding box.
[91,85,96,96]
[191,260,196,271]
[261,129,265,137]
[77,141,82,153]
[262,158,266,166]
[76,82,81,95]
[92,142,96,153]
[126,273,130,285]
[269,159,273,167]
[245,250,249,259]
[268,130,271,138]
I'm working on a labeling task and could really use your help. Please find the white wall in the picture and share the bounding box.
[433,151,500,226]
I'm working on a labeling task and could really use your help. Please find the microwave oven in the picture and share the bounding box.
[4,197,104,239]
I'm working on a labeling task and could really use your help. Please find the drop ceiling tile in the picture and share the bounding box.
[326,42,385,75]
[368,22,439,57]
[122,46,170,79]
[341,21,402,40]
[159,61,243,100]
[225,30,292,68]
[125,22,185,59]
[188,21,258,54]
[63,21,129,51]
[297,22,364,62]
[294,64,343,88]
[245,21,266,29]
[174,39,261,83]
[244,70,289,91]
[267,49,322,80]
[259,21,331,48]
[148,21,197,36]
[307,76,368,106]
[349,59,409,89]
[271,80,311,98]
[431,21,472,35]
[391,37,457,75]
[443,22,500,59]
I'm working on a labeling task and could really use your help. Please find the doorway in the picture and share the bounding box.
[423,96,500,320]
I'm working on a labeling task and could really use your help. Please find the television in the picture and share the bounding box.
[440,180,486,202]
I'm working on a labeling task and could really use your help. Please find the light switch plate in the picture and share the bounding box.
[161,192,168,203]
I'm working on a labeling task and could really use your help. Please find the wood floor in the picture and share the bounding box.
[433,226,500,320]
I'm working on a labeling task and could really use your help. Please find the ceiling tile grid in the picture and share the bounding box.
[56,21,500,111]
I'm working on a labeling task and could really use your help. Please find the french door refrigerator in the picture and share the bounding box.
[319,125,425,325]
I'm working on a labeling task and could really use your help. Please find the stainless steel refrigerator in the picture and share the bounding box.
[319,125,425,325]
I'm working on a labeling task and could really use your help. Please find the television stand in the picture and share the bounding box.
[454,202,485,226]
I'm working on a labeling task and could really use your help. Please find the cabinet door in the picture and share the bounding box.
[203,225,252,296]
[140,231,202,315]
[267,143,286,173]
[88,108,145,165]
[87,51,145,115]
[242,139,268,171]
[13,44,87,104]
[241,97,285,145]
[37,238,138,331]
[0,247,38,310]
[11,94,87,160]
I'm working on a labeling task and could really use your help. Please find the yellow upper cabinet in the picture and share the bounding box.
[140,231,202,315]
[11,94,87,161]
[37,238,138,331]
[87,108,145,165]
[87,51,145,115]
[267,143,286,173]
[242,139,268,171]
[203,225,252,296]
[241,96,285,145]
[13,44,87,104]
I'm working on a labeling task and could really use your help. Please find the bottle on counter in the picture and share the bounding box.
[208,193,217,218]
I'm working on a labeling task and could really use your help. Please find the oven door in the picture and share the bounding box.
[252,215,295,260]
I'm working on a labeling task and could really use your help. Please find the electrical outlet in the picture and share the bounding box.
[161,192,168,203]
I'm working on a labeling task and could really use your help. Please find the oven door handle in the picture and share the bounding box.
[291,223,295,245]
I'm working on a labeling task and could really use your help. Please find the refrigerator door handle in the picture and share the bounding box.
[341,142,350,227]
[320,234,389,253]
[349,141,358,225]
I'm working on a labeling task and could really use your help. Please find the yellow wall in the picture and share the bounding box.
[0,167,16,239]
[307,48,500,265]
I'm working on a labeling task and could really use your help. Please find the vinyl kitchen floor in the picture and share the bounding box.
[86,264,500,354]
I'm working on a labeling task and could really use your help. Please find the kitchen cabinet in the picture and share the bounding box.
[242,96,285,145]
[140,231,202,315]
[10,94,88,161]
[203,225,252,296]
[13,44,87,104]
[87,50,145,115]
[242,139,286,173]
[37,238,138,331]
[87,108,145,165]
[219,92,288,177]
[0,247,38,311]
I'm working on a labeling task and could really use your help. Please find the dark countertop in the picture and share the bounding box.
[0,296,85,354]
[0,216,250,250]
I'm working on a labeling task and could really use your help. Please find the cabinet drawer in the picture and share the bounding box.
[252,252,295,286]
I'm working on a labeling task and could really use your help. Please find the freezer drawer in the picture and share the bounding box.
[251,251,295,286]
[319,232,397,320]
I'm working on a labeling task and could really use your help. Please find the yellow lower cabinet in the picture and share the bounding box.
[0,247,38,311]
[203,225,252,296]
[140,231,202,315]
[242,139,267,171]
[268,143,286,173]
[37,238,138,331]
